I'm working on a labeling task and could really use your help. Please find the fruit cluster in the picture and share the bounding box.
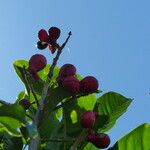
[80,111,110,149]
[57,64,99,95]
[37,27,61,53]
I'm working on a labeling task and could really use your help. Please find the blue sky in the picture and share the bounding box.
[0,0,150,147]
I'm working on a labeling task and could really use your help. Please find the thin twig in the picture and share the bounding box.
[23,67,39,107]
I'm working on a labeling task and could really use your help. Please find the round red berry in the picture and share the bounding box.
[29,54,47,72]
[62,76,80,94]
[37,41,48,50]
[59,64,76,77]
[48,27,61,41]
[80,76,99,93]
[80,111,98,128]
[92,133,110,149]
[38,29,49,42]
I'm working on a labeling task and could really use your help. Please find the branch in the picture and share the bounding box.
[35,32,72,126]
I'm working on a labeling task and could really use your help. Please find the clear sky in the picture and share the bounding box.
[0,0,150,147]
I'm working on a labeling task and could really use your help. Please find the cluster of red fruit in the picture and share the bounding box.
[57,64,99,95]
[37,27,61,53]
[80,111,110,149]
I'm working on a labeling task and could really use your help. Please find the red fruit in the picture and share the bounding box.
[38,29,49,42]
[37,41,48,50]
[29,68,40,80]
[87,131,96,142]
[62,76,80,94]
[59,64,76,77]
[80,111,98,128]
[19,99,31,110]
[92,133,110,149]
[48,27,61,41]
[29,54,47,72]
[80,76,99,93]
[56,76,65,86]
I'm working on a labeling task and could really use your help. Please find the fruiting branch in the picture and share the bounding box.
[35,31,72,125]
[29,32,72,150]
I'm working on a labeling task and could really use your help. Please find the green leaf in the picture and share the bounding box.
[1,132,23,150]
[44,123,64,150]
[0,104,26,124]
[0,104,26,136]
[0,117,21,136]
[109,123,150,150]
[81,142,99,150]
[39,112,59,138]
[77,94,97,110]
[97,92,132,132]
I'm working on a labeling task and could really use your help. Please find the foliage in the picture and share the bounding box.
[0,28,149,150]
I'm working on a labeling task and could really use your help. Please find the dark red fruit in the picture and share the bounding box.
[37,41,48,50]
[38,29,49,42]
[59,64,76,77]
[87,130,96,142]
[29,68,40,80]
[29,54,47,72]
[62,76,80,94]
[19,99,31,110]
[92,133,110,149]
[56,76,65,86]
[48,27,61,41]
[80,76,99,93]
[80,111,98,128]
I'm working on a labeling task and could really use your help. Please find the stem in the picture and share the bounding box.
[29,32,72,150]
[23,67,39,107]
[35,32,72,125]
